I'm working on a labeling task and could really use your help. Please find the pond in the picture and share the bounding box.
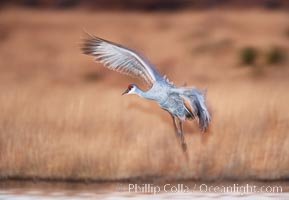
[0,181,288,200]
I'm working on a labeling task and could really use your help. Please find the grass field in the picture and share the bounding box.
[0,8,288,181]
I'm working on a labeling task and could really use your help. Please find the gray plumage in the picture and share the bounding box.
[82,35,210,151]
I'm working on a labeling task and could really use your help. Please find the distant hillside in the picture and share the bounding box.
[1,0,289,10]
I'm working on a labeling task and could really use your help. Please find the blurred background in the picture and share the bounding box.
[1,0,289,10]
[0,0,288,182]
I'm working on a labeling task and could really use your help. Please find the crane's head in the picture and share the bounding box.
[122,84,138,95]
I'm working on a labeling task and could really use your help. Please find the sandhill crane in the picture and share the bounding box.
[82,35,210,151]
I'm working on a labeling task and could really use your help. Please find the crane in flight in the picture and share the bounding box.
[82,35,210,151]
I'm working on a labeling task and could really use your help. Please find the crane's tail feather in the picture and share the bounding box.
[181,89,210,132]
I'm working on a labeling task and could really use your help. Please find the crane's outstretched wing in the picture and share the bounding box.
[82,35,162,87]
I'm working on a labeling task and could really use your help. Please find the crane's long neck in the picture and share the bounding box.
[134,87,156,101]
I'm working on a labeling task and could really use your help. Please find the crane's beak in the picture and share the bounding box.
[121,88,130,96]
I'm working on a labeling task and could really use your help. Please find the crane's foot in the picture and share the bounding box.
[182,142,187,152]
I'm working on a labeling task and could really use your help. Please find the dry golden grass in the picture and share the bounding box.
[0,8,289,181]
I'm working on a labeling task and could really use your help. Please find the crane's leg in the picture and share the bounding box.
[179,120,187,152]
[171,114,181,137]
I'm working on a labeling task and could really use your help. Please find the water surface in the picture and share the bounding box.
[0,181,288,200]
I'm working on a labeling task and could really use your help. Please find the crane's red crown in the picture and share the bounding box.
[128,84,134,90]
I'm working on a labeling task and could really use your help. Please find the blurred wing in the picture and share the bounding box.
[183,89,210,132]
[172,87,211,132]
[82,35,161,87]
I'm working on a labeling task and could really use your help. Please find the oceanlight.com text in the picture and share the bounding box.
[117,183,283,195]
